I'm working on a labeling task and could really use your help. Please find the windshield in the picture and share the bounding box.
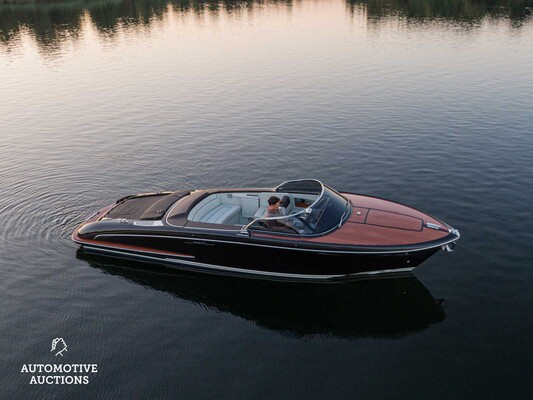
[246,182,350,235]
[303,186,350,233]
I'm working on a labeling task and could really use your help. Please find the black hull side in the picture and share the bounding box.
[77,234,442,280]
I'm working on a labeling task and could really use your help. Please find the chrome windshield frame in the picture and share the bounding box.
[242,179,349,234]
[273,178,325,194]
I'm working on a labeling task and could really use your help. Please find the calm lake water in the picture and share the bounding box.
[1,0,532,398]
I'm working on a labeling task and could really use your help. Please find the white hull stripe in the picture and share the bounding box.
[80,244,415,280]
[92,233,458,255]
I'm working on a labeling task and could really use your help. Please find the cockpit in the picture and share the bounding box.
[179,179,352,236]
[245,180,351,235]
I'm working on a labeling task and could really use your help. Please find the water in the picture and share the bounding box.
[1,0,532,398]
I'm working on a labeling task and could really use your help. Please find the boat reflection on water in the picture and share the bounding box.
[77,250,446,340]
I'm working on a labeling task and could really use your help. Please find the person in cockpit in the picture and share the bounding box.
[265,196,284,219]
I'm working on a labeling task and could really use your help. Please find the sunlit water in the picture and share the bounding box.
[1,0,532,398]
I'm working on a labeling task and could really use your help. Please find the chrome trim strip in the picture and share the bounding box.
[351,267,414,275]
[91,233,459,255]
[178,225,239,232]
[85,210,99,222]
[80,245,415,279]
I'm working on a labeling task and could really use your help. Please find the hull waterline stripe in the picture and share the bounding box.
[80,244,415,279]
[92,233,459,255]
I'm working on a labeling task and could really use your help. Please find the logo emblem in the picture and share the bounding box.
[51,338,68,357]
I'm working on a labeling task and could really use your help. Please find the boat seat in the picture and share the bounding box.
[200,204,241,224]
[241,196,260,218]
[254,206,267,219]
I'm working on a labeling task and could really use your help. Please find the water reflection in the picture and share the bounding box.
[78,251,446,340]
[0,0,531,55]
[347,0,532,25]
[0,0,290,54]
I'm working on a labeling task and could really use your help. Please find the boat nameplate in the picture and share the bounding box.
[426,222,442,230]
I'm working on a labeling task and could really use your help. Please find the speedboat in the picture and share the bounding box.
[71,179,460,280]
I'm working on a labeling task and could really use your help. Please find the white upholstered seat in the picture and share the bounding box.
[200,204,241,224]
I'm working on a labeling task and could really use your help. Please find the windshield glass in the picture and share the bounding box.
[304,186,350,233]
[247,182,350,235]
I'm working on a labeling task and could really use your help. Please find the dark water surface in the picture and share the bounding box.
[1,0,533,398]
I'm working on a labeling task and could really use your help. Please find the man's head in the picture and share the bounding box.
[268,196,281,207]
